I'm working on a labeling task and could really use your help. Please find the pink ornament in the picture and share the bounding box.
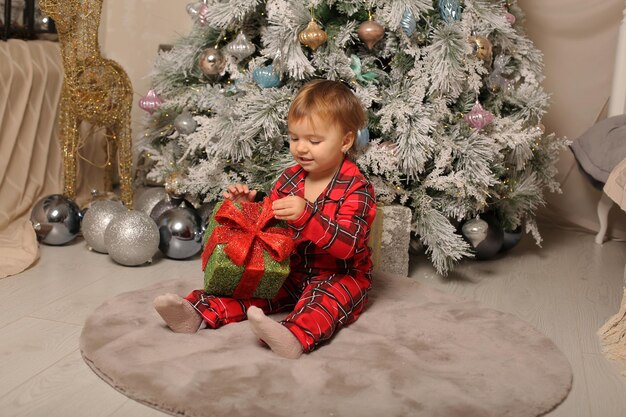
[464,102,494,130]
[504,10,516,25]
[502,6,517,26]
[197,4,210,25]
[139,89,163,114]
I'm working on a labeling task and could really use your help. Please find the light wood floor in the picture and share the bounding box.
[0,223,625,417]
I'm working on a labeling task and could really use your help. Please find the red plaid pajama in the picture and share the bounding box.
[185,158,376,352]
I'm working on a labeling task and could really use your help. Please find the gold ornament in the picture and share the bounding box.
[40,0,134,207]
[165,171,184,197]
[298,19,328,51]
[198,47,226,76]
[469,35,493,62]
[358,16,385,50]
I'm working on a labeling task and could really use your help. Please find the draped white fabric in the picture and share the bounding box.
[0,40,63,278]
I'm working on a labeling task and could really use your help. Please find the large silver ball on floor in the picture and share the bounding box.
[150,195,193,223]
[134,187,167,217]
[82,200,126,253]
[30,194,82,245]
[104,210,160,266]
[157,204,203,259]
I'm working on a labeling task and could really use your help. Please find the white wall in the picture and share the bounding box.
[100,0,192,138]
[518,0,626,238]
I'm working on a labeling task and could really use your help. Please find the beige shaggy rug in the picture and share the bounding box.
[80,272,572,417]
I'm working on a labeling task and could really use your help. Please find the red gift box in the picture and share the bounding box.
[201,198,294,299]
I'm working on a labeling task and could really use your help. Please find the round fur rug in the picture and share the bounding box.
[80,272,572,417]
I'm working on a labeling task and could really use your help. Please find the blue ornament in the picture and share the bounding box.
[253,64,281,89]
[439,0,462,23]
[400,8,416,37]
[356,127,370,150]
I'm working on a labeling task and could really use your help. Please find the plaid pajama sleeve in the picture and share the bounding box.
[288,184,375,260]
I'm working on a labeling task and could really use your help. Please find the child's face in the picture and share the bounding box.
[288,114,353,178]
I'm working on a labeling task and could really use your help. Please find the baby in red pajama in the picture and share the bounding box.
[154,79,377,359]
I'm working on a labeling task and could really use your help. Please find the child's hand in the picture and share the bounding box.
[272,196,306,221]
[223,184,257,202]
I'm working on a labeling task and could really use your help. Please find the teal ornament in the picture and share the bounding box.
[439,0,462,23]
[253,65,280,88]
[400,8,416,37]
[356,127,370,150]
[350,55,378,84]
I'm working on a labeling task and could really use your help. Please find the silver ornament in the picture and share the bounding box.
[439,0,462,23]
[225,32,256,60]
[104,210,160,266]
[150,195,193,223]
[186,1,203,18]
[82,200,126,253]
[134,187,167,217]
[30,194,82,245]
[461,218,488,248]
[400,8,416,37]
[157,204,203,259]
[34,11,51,32]
[173,110,198,135]
[198,47,226,76]
[461,215,504,260]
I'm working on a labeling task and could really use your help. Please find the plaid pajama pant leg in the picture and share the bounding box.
[183,278,302,329]
[281,272,371,353]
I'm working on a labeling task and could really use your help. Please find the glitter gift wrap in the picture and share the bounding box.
[201,199,293,299]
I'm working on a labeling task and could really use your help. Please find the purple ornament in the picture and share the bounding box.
[464,102,494,130]
[139,89,163,114]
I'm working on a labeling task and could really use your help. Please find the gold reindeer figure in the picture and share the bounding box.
[40,0,134,207]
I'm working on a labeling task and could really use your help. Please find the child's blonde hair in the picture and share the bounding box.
[288,80,366,150]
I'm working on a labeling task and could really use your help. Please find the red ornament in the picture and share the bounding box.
[201,199,293,298]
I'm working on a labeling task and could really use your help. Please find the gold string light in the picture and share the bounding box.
[40,0,134,207]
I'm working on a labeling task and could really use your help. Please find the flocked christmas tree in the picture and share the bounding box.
[137,0,567,274]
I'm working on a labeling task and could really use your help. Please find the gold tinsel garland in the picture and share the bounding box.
[40,0,134,207]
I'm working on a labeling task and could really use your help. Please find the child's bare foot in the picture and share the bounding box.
[247,306,303,359]
[153,293,203,333]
